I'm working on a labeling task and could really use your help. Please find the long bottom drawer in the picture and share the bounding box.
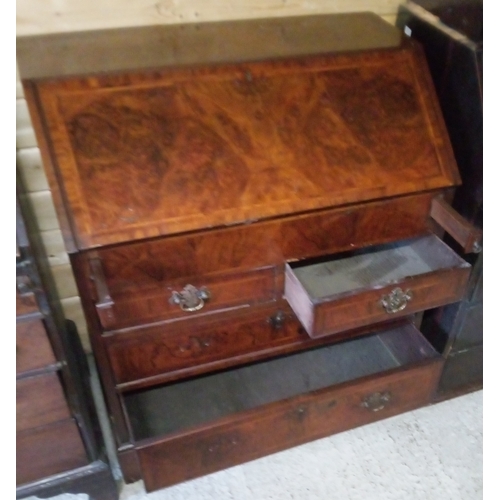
[122,323,443,492]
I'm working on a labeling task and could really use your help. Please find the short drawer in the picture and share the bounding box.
[16,418,88,485]
[105,302,313,389]
[17,372,71,432]
[284,234,471,338]
[92,264,278,331]
[127,323,442,491]
[16,318,57,374]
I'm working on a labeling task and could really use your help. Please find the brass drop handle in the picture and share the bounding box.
[380,287,413,314]
[361,391,392,412]
[169,284,211,312]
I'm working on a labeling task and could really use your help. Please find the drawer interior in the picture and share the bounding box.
[124,323,439,441]
[289,234,469,301]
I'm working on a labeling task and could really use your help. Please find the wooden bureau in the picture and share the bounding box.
[17,13,482,493]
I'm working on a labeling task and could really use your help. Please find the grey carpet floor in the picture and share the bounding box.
[25,389,483,500]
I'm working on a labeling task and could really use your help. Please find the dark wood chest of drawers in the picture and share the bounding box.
[17,12,482,493]
[16,175,118,499]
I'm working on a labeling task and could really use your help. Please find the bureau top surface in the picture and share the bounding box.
[19,13,460,250]
[17,13,402,79]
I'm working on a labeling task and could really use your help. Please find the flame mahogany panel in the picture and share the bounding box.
[33,45,458,249]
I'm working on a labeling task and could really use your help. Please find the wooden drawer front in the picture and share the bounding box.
[285,234,471,338]
[84,192,435,296]
[106,302,309,388]
[17,373,71,432]
[95,266,278,331]
[16,288,38,316]
[16,419,88,486]
[136,360,442,492]
[16,319,57,374]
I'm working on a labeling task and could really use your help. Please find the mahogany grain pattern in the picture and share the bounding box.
[17,373,71,432]
[16,419,88,486]
[136,359,442,491]
[16,318,57,374]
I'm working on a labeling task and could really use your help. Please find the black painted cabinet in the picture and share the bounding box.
[16,168,119,500]
[397,0,483,397]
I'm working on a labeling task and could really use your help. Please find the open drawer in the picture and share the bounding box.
[124,322,442,491]
[284,234,471,339]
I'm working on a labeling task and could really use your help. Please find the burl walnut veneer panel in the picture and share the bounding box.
[25,29,458,249]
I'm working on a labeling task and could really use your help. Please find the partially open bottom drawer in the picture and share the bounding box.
[126,323,442,492]
[284,234,471,338]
